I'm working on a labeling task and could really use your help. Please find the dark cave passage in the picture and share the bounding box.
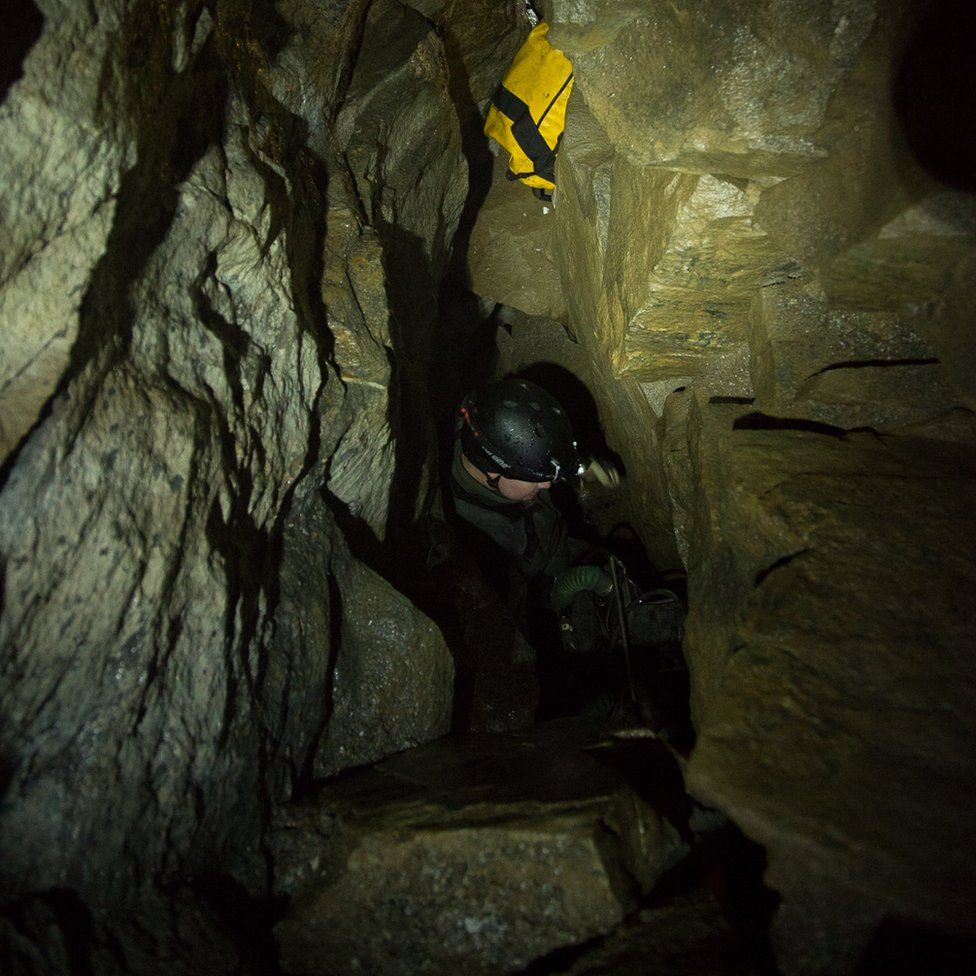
[0,1,43,102]
[426,255,695,741]
[3,1,976,975]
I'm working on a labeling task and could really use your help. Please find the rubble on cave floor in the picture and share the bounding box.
[269,719,760,976]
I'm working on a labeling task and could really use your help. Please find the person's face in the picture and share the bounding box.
[494,475,551,502]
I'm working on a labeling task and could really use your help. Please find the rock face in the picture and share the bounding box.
[272,723,688,976]
[468,154,566,319]
[0,0,476,969]
[547,889,756,976]
[665,394,976,973]
[465,0,976,972]
[5,0,976,972]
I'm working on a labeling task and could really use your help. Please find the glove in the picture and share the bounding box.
[551,564,613,611]
[581,455,621,489]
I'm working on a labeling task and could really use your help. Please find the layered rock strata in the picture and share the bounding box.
[467,0,976,971]
[0,0,502,968]
[273,723,689,976]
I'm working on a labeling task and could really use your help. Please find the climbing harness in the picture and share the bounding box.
[554,553,688,730]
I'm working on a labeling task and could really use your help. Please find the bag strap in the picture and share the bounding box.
[491,72,573,184]
[537,72,574,127]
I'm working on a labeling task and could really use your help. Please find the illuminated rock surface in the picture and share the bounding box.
[1,0,463,968]
[3,0,976,974]
[663,392,976,971]
[467,154,566,319]
[273,723,689,976]
[463,1,976,972]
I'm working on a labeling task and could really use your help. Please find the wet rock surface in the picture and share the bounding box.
[273,722,690,976]
[464,1,976,972]
[664,390,976,973]
[1,0,463,968]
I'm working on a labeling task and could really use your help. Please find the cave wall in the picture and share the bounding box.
[4,0,975,971]
[0,0,500,969]
[471,0,976,972]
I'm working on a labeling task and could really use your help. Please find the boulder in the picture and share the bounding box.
[663,390,976,973]
[313,530,454,779]
[467,154,566,320]
[273,723,689,976]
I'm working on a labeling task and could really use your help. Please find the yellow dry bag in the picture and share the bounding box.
[484,22,574,194]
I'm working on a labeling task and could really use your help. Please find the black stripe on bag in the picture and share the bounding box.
[491,84,556,180]
[492,85,530,123]
[529,73,572,180]
[512,114,556,180]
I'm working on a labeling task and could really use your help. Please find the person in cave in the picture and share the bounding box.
[449,377,634,715]
[449,376,690,729]
[451,377,609,602]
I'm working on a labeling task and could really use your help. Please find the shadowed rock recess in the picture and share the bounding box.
[1,2,975,976]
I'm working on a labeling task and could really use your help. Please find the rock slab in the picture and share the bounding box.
[273,723,689,976]
[664,390,976,974]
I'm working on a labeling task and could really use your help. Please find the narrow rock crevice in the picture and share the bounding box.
[753,550,812,588]
[732,412,867,438]
[1,1,44,103]
[2,1,976,974]
[806,357,940,376]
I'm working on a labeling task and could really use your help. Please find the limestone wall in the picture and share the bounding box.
[0,0,482,968]
[475,0,976,971]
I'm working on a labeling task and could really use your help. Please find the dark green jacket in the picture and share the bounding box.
[450,440,573,580]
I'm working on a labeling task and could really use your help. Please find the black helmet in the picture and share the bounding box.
[458,378,580,483]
